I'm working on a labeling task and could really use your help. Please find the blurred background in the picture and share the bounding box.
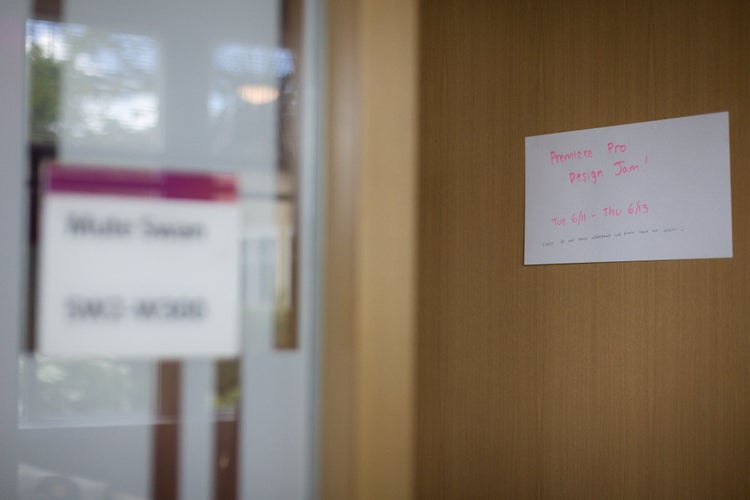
[10,0,319,498]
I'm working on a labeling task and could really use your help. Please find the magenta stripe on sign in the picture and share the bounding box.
[45,164,237,201]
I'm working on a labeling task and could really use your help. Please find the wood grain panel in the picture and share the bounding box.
[417,1,750,498]
[322,0,418,498]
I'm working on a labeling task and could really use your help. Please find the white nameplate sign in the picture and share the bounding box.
[525,112,732,265]
[36,165,241,358]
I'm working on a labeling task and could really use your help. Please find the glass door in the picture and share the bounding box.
[2,0,321,498]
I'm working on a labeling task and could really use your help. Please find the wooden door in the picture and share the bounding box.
[418,1,750,498]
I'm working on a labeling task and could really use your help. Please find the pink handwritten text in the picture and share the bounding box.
[551,210,599,227]
[553,142,650,187]
[614,160,639,176]
[569,169,604,184]
[550,149,593,165]
[608,142,647,177]
[601,200,649,217]
[607,142,627,155]
[551,201,650,227]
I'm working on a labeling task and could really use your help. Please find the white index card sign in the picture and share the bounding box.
[36,164,241,358]
[524,112,732,265]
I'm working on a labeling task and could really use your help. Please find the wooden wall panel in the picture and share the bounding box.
[323,0,417,498]
[417,1,750,498]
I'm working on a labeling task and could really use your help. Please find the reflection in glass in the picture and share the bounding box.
[27,19,161,157]
[18,358,154,422]
[21,0,306,496]
[208,43,294,168]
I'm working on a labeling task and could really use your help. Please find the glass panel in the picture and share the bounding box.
[18,0,315,498]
